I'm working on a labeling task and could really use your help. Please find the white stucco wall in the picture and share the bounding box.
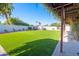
[0,25,31,33]
[37,26,61,30]
[65,25,71,31]
[43,26,58,30]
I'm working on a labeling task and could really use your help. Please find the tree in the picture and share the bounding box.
[0,21,1,24]
[51,22,61,27]
[44,24,49,26]
[36,21,41,26]
[0,3,13,25]
[4,17,30,26]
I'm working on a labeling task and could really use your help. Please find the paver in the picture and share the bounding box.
[53,30,79,56]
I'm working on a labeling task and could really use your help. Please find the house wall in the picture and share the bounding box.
[0,25,33,33]
[65,25,71,31]
[37,26,61,30]
[43,26,58,30]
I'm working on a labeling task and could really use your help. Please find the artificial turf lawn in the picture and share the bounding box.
[0,30,60,56]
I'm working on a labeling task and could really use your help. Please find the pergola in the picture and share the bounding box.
[44,3,79,53]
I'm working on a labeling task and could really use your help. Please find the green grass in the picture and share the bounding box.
[0,30,60,56]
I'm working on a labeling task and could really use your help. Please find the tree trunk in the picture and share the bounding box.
[5,13,11,25]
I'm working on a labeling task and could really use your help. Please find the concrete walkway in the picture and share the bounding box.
[0,45,8,56]
[53,25,79,56]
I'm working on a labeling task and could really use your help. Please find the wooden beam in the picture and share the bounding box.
[66,8,79,14]
[53,3,72,10]
[60,7,65,53]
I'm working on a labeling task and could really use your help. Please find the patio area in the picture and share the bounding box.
[53,25,79,56]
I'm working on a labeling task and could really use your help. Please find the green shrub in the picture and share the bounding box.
[13,28,16,32]
[4,29,8,33]
[23,28,25,31]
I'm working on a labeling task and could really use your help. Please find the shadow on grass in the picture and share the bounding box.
[8,38,58,56]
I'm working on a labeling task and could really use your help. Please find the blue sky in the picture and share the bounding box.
[0,3,59,25]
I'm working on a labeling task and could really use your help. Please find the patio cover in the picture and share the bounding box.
[44,3,79,53]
